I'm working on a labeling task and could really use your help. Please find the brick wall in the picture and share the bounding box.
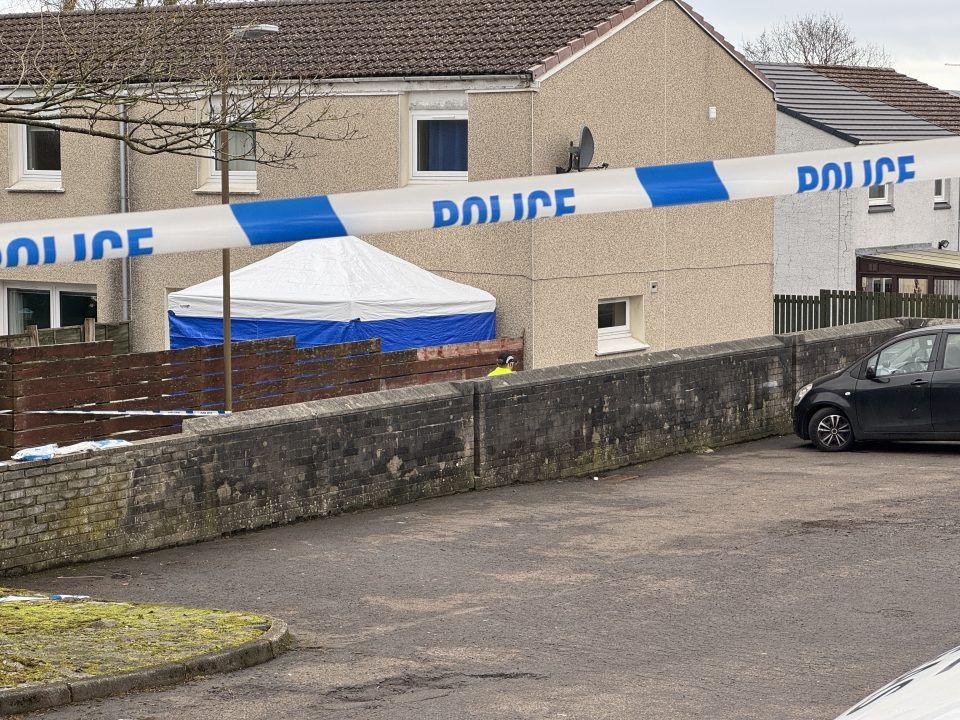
[0,319,915,577]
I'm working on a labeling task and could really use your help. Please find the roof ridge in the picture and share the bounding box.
[804,63,895,72]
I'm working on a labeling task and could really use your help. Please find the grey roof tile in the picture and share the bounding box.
[756,62,954,144]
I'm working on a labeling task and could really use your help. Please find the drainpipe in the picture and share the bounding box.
[118,103,131,322]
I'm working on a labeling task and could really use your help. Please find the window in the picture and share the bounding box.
[213,125,257,174]
[866,334,936,378]
[410,111,468,181]
[898,278,928,295]
[3,283,96,334]
[8,123,63,190]
[8,288,51,333]
[868,184,891,207]
[59,291,98,327]
[195,118,258,194]
[24,125,61,174]
[598,299,629,338]
[597,296,649,356]
[935,279,960,296]
[861,276,893,293]
[935,179,950,206]
[943,334,960,371]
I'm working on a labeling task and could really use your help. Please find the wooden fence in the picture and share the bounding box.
[0,335,522,459]
[0,321,131,354]
[774,289,960,334]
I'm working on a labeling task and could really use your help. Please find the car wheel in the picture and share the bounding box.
[808,407,855,452]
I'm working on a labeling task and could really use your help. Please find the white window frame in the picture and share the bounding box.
[20,123,62,182]
[409,110,468,183]
[6,118,64,192]
[0,281,97,334]
[194,109,259,195]
[934,178,950,205]
[596,295,650,356]
[597,298,631,341]
[868,183,891,207]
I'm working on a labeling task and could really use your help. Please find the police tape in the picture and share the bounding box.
[1,136,959,269]
[0,409,230,416]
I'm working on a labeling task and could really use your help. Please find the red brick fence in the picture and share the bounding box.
[0,336,522,459]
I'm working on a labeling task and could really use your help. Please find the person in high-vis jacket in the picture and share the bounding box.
[487,352,517,376]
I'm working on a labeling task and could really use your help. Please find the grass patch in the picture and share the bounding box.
[0,589,267,689]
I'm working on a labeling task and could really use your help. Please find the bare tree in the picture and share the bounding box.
[743,13,891,67]
[0,4,357,167]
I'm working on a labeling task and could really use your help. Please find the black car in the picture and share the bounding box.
[794,324,960,451]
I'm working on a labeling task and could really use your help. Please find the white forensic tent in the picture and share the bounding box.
[167,236,496,351]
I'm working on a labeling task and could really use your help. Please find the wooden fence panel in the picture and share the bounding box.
[0,335,524,459]
[776,290,960,334]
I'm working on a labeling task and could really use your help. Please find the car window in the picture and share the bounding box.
[870,334,936,378]
[944,334,960,371]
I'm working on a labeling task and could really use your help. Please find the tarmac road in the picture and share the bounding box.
[17,435,960,720]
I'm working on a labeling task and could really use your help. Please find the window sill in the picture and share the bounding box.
[868,204,895,214]
[935,201,952,210]
[407,176,469,185]
[6,180,64,193]
[193,182,260,196]
[596,337,650,356]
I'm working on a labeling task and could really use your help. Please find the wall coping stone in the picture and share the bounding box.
[785,318,906,344]
[184,382,472,436]
[472,333,790,394]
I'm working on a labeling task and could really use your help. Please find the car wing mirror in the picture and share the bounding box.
[865,366,877,380]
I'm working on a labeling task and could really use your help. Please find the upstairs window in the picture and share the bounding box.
[9,123,63,190]
[410,111,467,182]
[24,125,61,175]
[197,122,258,194]
[213,125,257,174]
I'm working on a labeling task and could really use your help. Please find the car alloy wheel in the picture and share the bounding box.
[809,408,854,451]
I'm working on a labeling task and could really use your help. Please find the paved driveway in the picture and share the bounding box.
[17,436,960,720]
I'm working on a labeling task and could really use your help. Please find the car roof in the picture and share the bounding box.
[902,323,960,334]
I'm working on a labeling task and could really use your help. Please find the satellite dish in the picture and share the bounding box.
[577,127,594,170]
[556,125,605,173]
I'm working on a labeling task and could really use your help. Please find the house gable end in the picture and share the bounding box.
[530,0,774,94]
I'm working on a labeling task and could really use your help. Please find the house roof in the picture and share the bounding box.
[810,65,960,134]
[0,0,770,86]
[861,249,960,272]
[756,63,954,144]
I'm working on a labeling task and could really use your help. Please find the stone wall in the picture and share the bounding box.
[0,320,916,577]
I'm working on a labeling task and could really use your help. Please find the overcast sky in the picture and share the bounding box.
[693,0,960,90]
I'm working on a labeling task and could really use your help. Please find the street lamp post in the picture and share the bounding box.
[219,23,279,412]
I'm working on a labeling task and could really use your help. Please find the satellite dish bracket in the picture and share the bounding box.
[556,126,606,173]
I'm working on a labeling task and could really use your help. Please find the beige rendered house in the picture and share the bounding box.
[0,0,775,368]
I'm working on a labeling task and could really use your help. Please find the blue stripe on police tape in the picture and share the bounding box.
[229,195,348,246]
[634,161,730,207]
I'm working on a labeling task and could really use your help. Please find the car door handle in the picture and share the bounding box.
[911,378,929,386]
